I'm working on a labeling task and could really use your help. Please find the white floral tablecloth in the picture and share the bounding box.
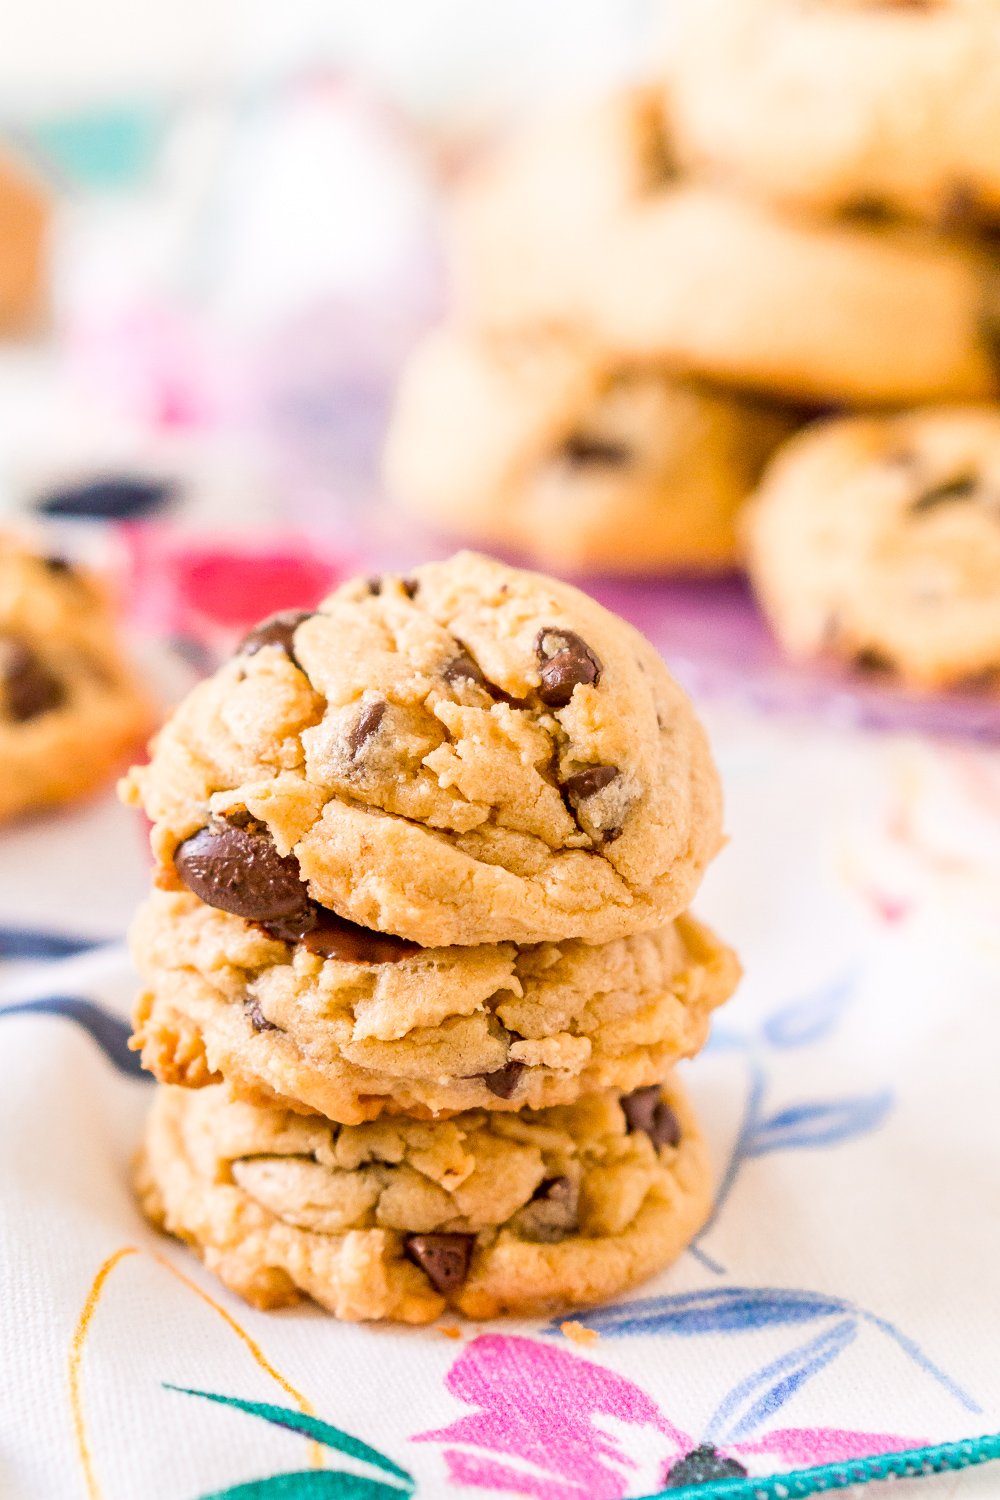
[2,676,999,1500]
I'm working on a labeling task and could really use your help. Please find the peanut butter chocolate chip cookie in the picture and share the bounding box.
[130,889,739,1122]
[384,326,798,574]
[136,1076,711,1322]
[122,552,723,946]
[0,537,153,821]
[745,407,1000,688]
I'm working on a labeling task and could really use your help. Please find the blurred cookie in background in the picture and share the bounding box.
[744,408,1000,691]
[448,85,1000,406]
[384,326,798,574]
[668,0,1000,227]
[0,535,154,821]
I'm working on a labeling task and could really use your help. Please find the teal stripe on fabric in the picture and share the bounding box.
[635,1432,1000,1499]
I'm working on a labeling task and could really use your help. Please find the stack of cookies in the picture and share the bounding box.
[127,551,739,1323]
[384,2,1000,688]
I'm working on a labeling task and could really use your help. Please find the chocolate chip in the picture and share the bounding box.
[482,1059,526,1099]
[41,555,74,575]
[910,474,978,513]
[403,1233,474,1295]
[365,576,383,596]
[853,648,894,674]
[562,433,632,467]
[443,649,486,688]
[237,610,313,666]
[174,817,314,931]
[0,638,64,721]
[841,196,895,226]
[621,1086,682,1149]
[401,577,418,599]
[562,764,618,802]
[514,1175,580,1243]
[535,629,602,708]
[244,997,278,1032]
[300,909,421,964]
[347,700,386,757]
[665,1446,748,1489]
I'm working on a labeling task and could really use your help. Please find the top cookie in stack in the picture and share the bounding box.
[127,554,739,1320]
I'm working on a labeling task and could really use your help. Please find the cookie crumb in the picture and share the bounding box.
[438,1324,463,1340]
[560,1320,599,1347]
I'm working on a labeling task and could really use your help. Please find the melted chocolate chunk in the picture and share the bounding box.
[244,996,278,1033]
[299,909,421,964]
[403,1233,474,1295]
[665,1447,747,1489]
[1,638,64,721]
[236,610,313,666]
[535,629,602,708]
[41,555,74,575]
[620,1085,682,1149]
[348,700,386,757]
[482,1058,526,1099]
[365,576,383,596]
[401,576,419,599]
[562,433,632,467]
[174,817,314,930]
[910,473,978,513]
[562,764,618,802]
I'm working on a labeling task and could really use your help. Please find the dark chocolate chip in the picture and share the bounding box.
[621,1085,682,1149]
[41,555,74,575]
[347,700,386,758]
[244,996,278,1032]
[443,649,486,688]
[853,648,894,674]
[910,474,978,513]
[1,638,64,721]
[401,577,418,599]
[403,1232,474,1295]
[366,576,383,596]
[482,1059,526,1099]
[515,1174,580,1242]
[299,909,421,964]
[840,196,895,226]
[535,629,602,708]
[174,817,314,930]
[35,473,177,520]
[237,610,313,666]
[562,764,618,802]
[562,433,632,467]
[665,1446,748,1489]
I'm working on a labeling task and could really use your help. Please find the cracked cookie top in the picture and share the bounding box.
[123,552,722,946]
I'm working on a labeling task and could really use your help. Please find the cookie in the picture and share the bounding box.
[669,0,1000,227]
[122,552,723,947]
[744,407,1000,689]
[449,86,1000,406]
[136,1076,711,1322]
[130,889,739,1123]
[0,537,153,822]
[384,326,799,574]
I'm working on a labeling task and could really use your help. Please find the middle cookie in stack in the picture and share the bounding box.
[127,551,738,1321]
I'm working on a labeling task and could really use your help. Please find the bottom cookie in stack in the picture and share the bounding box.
[136,1076,711,1323]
